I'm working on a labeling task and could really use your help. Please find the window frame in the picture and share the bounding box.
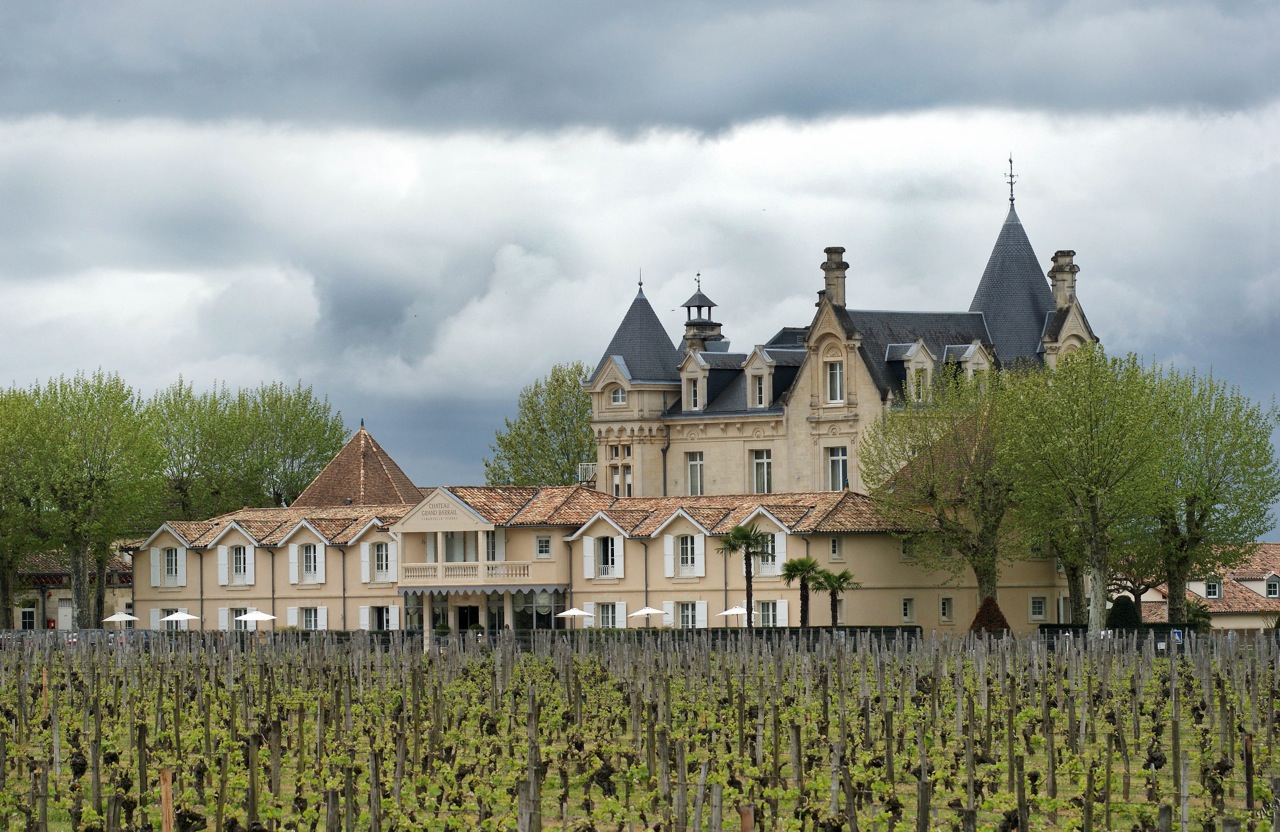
[829,536,843,561]
[757,535,779,575]
[597,537,617,578]
[686,379,700,411]
[535,536,552,559]
[301,607,319,631]
[164,547,180,580]
[687,452,704,496]
[374,542,391,578]
[231,545,247,581]
[679,602,697,629]
[231,607,249,632]
[19,608,35,631]
[1030,596,1047,621]
[301,543,318,579]
[826,446,848,491]
[1268,578,1280,599]
[610,386,627,406]
[751,449,772,494]
[826,360,845,403]
[753,375,766,408]
[597,602,618,629]
[678,535,697,576]
[901,597,916,623]
[162,608,180,632]
[1205,579,1222,600]
[758,600,778,628]
[940,596,953,623]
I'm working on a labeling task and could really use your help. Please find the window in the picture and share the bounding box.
[231,546,247,581]
[374,542,391,578]
[751,450,772,494]
[124,602,134,630]
[484,531,497,561]
[535,537,552,559]
[622,465,633,497]
[164,547,179,579]
[162,608,180,632]
[826,360,845,403]
[597,537,617,578]
[835,598,845,626]
[901,598,916,623]
[753,375,766,407]
[829,537,843,561]
[758,535,779,576]
[678,535,697,576]
[1205,579,1221,600]
[611,466,621,496]
[679,602,697,629]
[1269,578,1280,599]
[900,539,915,561]
[827,447,848,491]
[687,452,704,496]
[622,445,631,458]
[911,367,928,403]
[301,544,318,579]
[1030,596,1047,621]
[302,607,319,631]
[19,608,35,631]
[758,601,778,628]
[686,379,700,410]
[940,597,953,623]
[610,386,627,405]
[597,603,618,629]
[231,607,248,632]
[610,445,621,460]
[372,606,392,631]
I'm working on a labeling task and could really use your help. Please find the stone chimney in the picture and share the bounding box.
[821,246,848,307]
[1047,250,1079,310]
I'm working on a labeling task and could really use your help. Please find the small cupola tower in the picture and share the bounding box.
[820,246,848,307]
[682,276,727,354]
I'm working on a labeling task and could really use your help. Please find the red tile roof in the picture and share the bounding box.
[292,426,421,507]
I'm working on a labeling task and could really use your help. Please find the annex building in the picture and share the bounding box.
[132,194,1091,634]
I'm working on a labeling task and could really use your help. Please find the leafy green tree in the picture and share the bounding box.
[813,568,860,627]
[859,367,1017,602]
[1146,370,1280,625]
[718,524,771,628]
[1001,345,1166,632]
[1105,595,1142,629]
[0,388,42,626]
[484,362,594,486]
[33,371,165,627]
[242,381,347,507]
[781,557,823,627]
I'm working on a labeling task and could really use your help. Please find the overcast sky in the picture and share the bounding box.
[1,1,1278,521]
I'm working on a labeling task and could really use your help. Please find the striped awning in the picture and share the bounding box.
[398,584,568,597]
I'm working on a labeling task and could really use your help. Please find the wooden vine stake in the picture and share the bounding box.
[159,768,174,832]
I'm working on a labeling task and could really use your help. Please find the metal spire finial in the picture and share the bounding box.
[638,268,643,289]
[1006,154,1018,206]
[695,272,701,292]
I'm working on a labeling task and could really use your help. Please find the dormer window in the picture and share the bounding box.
[610,386,627,406]
[911,367,929,403]
[1267,578,1280,598]
[686,379,700,411]
[826,360,845,403]
[753,375,766,407]
[1205,577,1222,600]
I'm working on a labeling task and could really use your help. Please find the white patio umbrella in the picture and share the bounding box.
[717,605,748,627]
[159,611,199,622]
[628,606,666,627]
[102,612,138,623]
[234,610,276,622]
[556,607,593,630]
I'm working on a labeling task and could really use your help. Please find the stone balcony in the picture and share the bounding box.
[399,560,562,587]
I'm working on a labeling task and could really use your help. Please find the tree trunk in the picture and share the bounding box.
[1087,537,1109,633]
[70,543,92,629]
[1165,569,1189,626]
[829,592,838,628]
[744,553,754,628]
[974,565,998,603]
[0,564,14,629]
[799,579,809,628]
[1065,562,1087,626]
[93,552,108,625]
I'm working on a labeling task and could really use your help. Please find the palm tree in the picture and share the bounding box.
[718,523,771,628]
[781,557,824,627]
[813,568,860,627]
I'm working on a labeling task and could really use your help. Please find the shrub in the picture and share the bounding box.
[970,596,1011,634]
[1105,595,1142,629]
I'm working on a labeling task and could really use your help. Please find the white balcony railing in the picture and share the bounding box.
[401,560,540,586]
[596,563,615,579]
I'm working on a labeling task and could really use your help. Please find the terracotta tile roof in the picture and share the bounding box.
[166,504,411,548]
[20,551,132,575]
[1226,543,1280,581]
[599,509,655,534]
[444,487,539,524]
[292,426,421,507]
[506,486,615,526]
[167,521,215,546]
[1199,578,1280,616]
[796,491,905,534]
[1141,601,1169,623]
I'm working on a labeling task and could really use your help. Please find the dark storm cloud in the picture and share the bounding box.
[0,1,1276,132]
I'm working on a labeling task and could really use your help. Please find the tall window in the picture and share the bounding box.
[484,531,497,561]
[911,367,928,403]
[687,452,704,496]
[753,375,766,407]
[162,608,179,632]
[758,601,778,628]
[19,608,35,630]
[827,446,848,490]
[829,536,843,561]
[597,538,617,578]
[374,542,391,577]
[901,598,915,623]
[751,450,772,494]
[164,547,179,579]
[231,546,247,581]
[940,597,953,622]
[231,607,248,632]
[302,607,319,630]
[622,465,633,497]
[301,544,318,579]
[687,379,700,410]
[678,535,696,576]
[758,535,779,576]
[597,603,618,629]
[826,360,845,403]
[679,602,697,629]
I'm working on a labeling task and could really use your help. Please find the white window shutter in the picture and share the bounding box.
[245,547,255,585]
[217,546,229,586]
[360,544,371,583]
[695,535,706,577]
[696,601,708,629]
[663,535,675,578]
[388,605,400,630]
[150,608,160,629]
[495,529,506,561]
[582,601,595,628]
[776,600,789,628]
[288,545,299,584]
[388,540,398,577]
[218,608,229,631]
[662,601,674,627]
[316,546,326,583]
[583,537,595,580]
[286,607,298,627]
[178,607,190,631]
[775,534,787,561]
[359,606,370,631]
[317,606,328,630]
[614,536,625,579]
[150,548,161,587]
[176,548,187,586]
[616,601,627,626]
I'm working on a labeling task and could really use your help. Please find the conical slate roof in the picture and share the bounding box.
[591,289,681,383]
[292,425,420,507]
[968,204,1055,365]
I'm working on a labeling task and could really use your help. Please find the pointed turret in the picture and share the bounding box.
[591,288,681,383]
[968,204,1055,365]
[292,425,420,507]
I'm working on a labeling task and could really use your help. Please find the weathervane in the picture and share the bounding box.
[695,272,701,292]
[1006,154,1017,205]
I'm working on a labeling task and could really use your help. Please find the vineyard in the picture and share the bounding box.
[0,631,1277,831]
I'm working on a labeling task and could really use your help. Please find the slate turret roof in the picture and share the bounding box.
[591,289,682,384]
[968,205,1056,365]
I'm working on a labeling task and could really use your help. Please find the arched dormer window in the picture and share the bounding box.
[609,386,627,406]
